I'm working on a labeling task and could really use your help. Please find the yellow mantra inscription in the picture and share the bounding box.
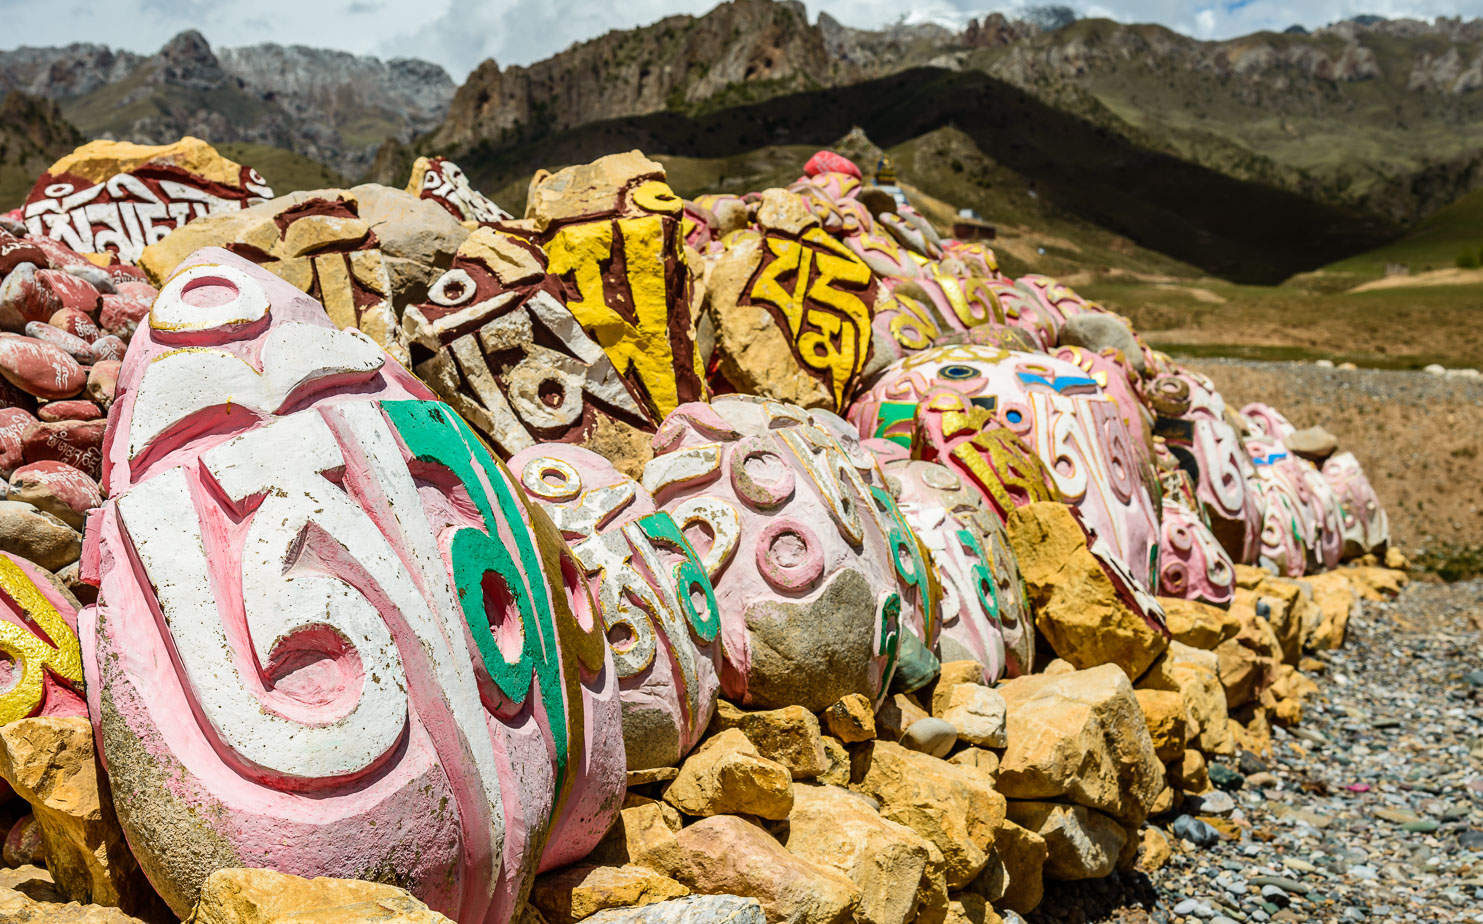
[0,557,83,724]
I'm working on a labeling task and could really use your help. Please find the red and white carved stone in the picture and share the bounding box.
[1157,498,1236,607]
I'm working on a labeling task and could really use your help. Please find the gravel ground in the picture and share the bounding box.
[1026,577,1483,924]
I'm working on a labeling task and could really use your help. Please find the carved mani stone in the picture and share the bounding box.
[406,156,513,224]
[0,551,84,724]
[81,249,623,923]
[511,443,722,771]
[642,395,932,711]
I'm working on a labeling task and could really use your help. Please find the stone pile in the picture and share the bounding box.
[0,140,1410,924]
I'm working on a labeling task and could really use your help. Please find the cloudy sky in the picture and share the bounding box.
[0,0,1475,80]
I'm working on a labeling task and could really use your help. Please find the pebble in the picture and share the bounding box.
[1208,763,1245,791]
[1173,814,1222,847]
[900,717,956,758]
[1188,791,1237,816]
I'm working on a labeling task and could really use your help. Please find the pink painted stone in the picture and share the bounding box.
[0,549,85,723]
[1244,435,1313,577]
[642,395,930,710]
[106,264,149,286]
[511,443,722,771]
[803,151,862,179]
[89,334,127,362]
[850,344,1162,588]
[21,418,105,479]
[99,292,154,338]
[0,407,38,474]
[989,277,1058,350]
[9,460,101,526]
[1322,451,1389,558]
[37,400,103,422]
[1158,498,1236,607]
[80,248,622,922]
[48,307,103,343]
[884,458,1032,681]
[24,321,95,362]
[1241,402,1296,441]
[1,269,99,330]
[0,230,46,277]
[0,336,86,400]
[1147,368,1264,565]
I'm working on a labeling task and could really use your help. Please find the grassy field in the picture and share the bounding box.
[214,142,350,194]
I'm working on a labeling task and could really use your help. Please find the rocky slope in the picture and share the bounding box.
[0,92,82,208]
[0,32,454,178]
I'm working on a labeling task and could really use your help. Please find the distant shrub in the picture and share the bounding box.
[1456,249,1480,269]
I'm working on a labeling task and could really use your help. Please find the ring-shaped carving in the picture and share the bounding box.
[151,264,270,334]
[520,456,583,502]
[755,519,824,592]
[729,437,796,509]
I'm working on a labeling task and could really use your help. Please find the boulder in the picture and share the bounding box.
[1302,570,1359,650]
[0,887,148,923]
[1284,426,1338,462]
[1135,827,1172,872]
[1269,665,1320,727]
[1057,313,1145,374]
[1137,642,1233,757]
[852,741,1005,888]
[821,694,875,744]
[663,729,794,820]
[0,500,80,571]
[1134,690,1187,762]
[529,864,688,924]
[936,684,1007,748]
[1004,802,1127,881]
[1215,601,1283,708]
[930,662,989,716]
[639,814,859,924]
[986,819,1047,914]
[785,783,945,924]
[1006,502,1167,680]
[874,693,929,742]
[8,462,100,529]
[593,797,684,867]
[581,895,765,924]
[995,664,1164,826]
[1157,598,1240,651]
[0,718,162,917]
[186,868,452,924]
[708,702,828,779]
[1343,566,1407,599]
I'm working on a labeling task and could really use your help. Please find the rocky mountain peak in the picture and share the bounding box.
[157,30,228,90]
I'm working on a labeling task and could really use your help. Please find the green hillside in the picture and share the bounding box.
[214,142,349,194]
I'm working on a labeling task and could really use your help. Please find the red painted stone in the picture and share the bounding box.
[48,308,102,343]
[0,230,46,277]
[100,284,155,336]
[39,270,101,315]
[0,269,99,331]
[9,460,102,522]
[89,335,126,362]
[803,151,862,179]
[0,407,38,474]
[0,336,85,400]
[37,400,103,422]
[106,265,148,286]
[24,236,89,270]
[24,322,94,362]
[21,419,105,479]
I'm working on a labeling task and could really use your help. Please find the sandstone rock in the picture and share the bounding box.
[786,783,944,924]
[852,741,1005,888]
[1134,689,1187,762]
[640,814,858,924]
[1303,570,1358,650]
[987,819,1046,914]
[0,887,148,924]
[1135,827,1171,872]
[663,728,794,820]
[1137,642,1233,756]
[84,362,118,409]
[818,737,851,787]
[1344,565,1407,599]
[0,338,85,400]
[186,868,452,924]
[529,864,688,924]
[1284,426,1338,462]
[1215,601,1282,708]
[947,747,999,783]
[943,894,1002,924]
[901,718,957,758]
[1004,802,1127,881]
[875,693,929,742]
[930,662,989,716]
[996,664,1164,826]
[937,684,1007,748]
[708,702,828,779]
[822,694,875,744]
[0,863,65,903]
[594,797,684,867]
[1269,664,1319,727]
[0,718,160,916]
[1157,597,1240,651]
[8,462,101,528]
[1238,581,1307,666]
[1006,502,1167,680]
[1232,564,1267,589]
[0,500,80,571]
[581,894,765,924]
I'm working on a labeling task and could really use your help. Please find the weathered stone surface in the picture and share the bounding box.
[0,500,80,571]
[786,783,945,924]
[1215,600,1283,708]
[187,868,453,924]
[1004,802,1127,881]
[937,684,1007,748]
[0,338,85,401]
[20,420,105,480]
[1158,597,1241,651]
[84,249,623,921]
[853,741,1006,888]
[529,864,688,924]
[0,718,161,916]
[663,728,794,820]
[1303,570,1359,650]
[1134,689,1187,762]
[580,894,765,924]
[1269,664,1320,727]
[1135,826,1172,872]
[8,462,100,528]
[996,664,1164,826]
[1058,313,1144,372]
[931,662,989,715]
[988,819,1047,914]
[1137,642,1233,757]
[1006,502,1167,680]
[1284,426,1338,462]
[901,718,957,758]
[874,693,929,742]
[640,814,859,924]
[708,701,828,779]
[0,887,148,924]
[84,362,118,408]
[821,694,875,744]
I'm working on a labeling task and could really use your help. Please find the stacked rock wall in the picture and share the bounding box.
[0,140,1404,924]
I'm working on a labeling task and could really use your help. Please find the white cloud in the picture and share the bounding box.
[2,0,1483,81]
